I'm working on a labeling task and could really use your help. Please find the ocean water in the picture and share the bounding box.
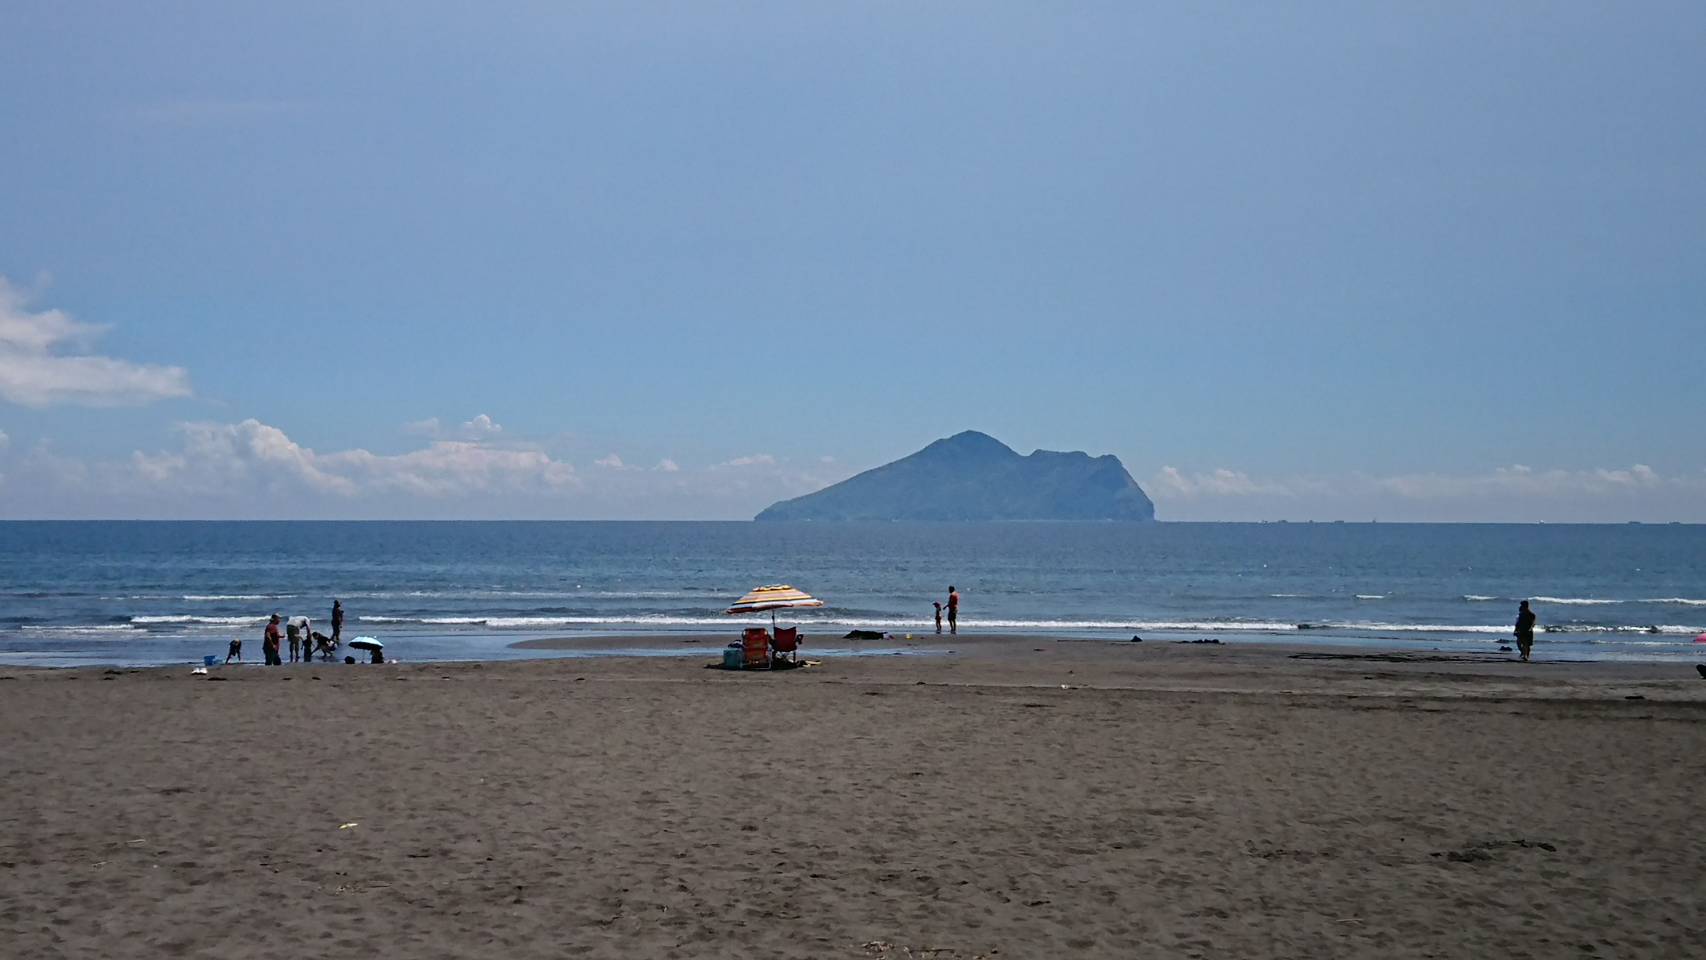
[2,521,1704,667]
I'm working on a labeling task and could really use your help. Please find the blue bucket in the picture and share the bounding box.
[203,655,217,667]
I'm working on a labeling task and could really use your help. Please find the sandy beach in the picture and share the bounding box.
[4,637,1704,958]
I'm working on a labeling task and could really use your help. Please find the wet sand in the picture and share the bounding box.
[3,637,1704,958]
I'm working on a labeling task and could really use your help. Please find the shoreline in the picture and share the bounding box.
[11,634,1704,700]
[10,622,1706,671]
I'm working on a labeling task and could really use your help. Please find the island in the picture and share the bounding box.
[755,430,1156,522]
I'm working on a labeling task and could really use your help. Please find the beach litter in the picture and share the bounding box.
[338,822,359,830]
[191,667,207,675]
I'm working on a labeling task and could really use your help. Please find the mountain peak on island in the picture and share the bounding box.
[912,429,1019,464]
[755,431,1156,522]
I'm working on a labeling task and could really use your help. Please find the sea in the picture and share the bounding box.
[2,521,1703,668]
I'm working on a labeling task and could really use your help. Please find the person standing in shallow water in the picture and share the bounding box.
[946,586,960,635]
[1514,600,1537,662]
[331,599,344,649]
[263,614,283,667]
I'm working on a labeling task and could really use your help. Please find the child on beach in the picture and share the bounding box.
[225,637,242,664]
[933,601,943,634]
[286,615,311,663]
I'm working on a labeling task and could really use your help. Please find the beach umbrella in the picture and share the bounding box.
[726,584,825,627]
[348,637,384,651]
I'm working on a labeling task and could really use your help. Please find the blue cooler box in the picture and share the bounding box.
[723,646,744,670]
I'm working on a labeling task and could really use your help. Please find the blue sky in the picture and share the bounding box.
[2,2,1703,520]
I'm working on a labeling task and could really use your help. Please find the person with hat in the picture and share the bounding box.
[263,614,284,666]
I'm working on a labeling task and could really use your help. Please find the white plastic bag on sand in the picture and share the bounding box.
[191,667,208,675]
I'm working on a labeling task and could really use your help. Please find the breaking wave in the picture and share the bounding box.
[130,615,264,625]
[22,624,145,634]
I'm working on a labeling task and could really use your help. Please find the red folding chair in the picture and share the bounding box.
[741,627,772,669]
[771,626,802,664]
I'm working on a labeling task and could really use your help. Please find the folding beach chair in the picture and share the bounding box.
[771,627,802,665]
[741,627,772,669]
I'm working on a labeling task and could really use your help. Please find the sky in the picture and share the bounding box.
[2,2,1703,521]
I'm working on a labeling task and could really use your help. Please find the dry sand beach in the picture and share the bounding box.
[4,637,1705,958]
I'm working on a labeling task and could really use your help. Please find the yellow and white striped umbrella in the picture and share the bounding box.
[726,584,825,616]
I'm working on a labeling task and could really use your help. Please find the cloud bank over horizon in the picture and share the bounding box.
[0,415,1702,521]
[0,417,840,520]
[1146,463,1706,523]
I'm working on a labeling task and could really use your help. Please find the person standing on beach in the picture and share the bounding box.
[933,601,943,634]
[331,599,344,648]
[263,614,283,666]
[1514,600,1537,662]
[947,586,960,635]
[287,615,311,664]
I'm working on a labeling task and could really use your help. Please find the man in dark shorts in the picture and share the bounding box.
[946,586,960,635]
[1514,600,1536,662]
[331,599,344,648]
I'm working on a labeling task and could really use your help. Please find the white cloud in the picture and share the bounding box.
[324,441,575,497]
[1150,466,1295,499]
[1148,461,1706,522]
[0,422,850,519]
[1153,462,1687,504]
[460,414,502,438]
[1374,463,1668,500]
[402,414,505,440]
[134,419,356,495]
[123,419,577,501]
[716,454,777,468]
[594,453,625,469]
[0,278,191,408]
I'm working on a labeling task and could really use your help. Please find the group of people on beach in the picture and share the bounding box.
[208,588,1548,667]
[227,600,345,665]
